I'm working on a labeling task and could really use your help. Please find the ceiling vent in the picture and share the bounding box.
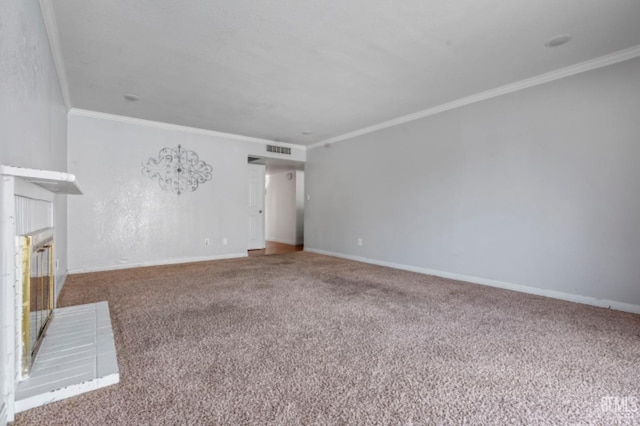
[266,145,291,155]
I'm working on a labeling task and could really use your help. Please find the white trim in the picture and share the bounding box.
[304,248,640,315]
[68,253,248,274]
[69,109,306,150]
[3,166,77,184]
[0,176,17,423]
[39,0,72,109]
[308,44,640,150]
[2,166,81,195]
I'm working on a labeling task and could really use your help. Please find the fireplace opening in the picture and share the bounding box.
[18,228,55,377]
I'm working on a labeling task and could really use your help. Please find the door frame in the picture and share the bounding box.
[247,163,266,250]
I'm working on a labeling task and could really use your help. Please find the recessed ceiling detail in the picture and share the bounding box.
[141,145,212,195]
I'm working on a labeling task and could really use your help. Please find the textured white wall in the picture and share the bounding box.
[0,0,69,291]
[0,0,68,419]
[305,57,640,309]
[265,171,297,245]
[67,113,305,272]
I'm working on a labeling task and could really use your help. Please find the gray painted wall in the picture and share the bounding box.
[0,0,69,292]
[305,57,640,307]
[67,112,305,272]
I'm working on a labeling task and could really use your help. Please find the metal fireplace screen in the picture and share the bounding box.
[18,228,55,377]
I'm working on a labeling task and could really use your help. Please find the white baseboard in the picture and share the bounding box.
[68,253,248,274]
[304,248,640,315]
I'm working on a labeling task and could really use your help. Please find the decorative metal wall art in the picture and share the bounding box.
[142,145,212,195]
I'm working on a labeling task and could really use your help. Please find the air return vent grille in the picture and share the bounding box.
[266,145,291,155]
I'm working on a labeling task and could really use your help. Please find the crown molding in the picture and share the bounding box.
[69,109,306,150]
[308,44,640,150]
[39,0,72,109]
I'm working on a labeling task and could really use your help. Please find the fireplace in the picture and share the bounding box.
[0,165,120,423]
[17,228,55,378]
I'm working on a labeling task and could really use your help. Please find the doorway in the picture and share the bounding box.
[247,157,304,256]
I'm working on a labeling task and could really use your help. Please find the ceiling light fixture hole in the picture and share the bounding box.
[123,93,141,102]
[544,34,572,48]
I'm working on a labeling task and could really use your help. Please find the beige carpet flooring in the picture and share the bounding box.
[15,252,640,425]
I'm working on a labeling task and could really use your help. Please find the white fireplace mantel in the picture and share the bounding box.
[0,165,82,195]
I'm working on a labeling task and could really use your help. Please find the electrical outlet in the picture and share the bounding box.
[55,259,59,271]
[306,194,311,201]
[357,238,363,246]
[222,237,228,245]
[204,238,210,246]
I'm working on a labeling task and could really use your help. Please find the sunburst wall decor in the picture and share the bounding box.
[142,145,213,195]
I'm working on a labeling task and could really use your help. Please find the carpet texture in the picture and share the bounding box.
[15,252,640,425]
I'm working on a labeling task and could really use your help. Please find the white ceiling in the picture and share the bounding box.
[48,0,640,146]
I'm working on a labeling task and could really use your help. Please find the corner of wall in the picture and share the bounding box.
[55,271,67,305]
[38,0,72,109]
